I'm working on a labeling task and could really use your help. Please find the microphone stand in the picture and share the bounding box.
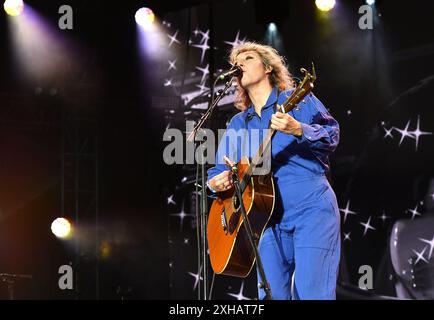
[223,158,272,300]
[0,273,32,300]
[187,76,235,300]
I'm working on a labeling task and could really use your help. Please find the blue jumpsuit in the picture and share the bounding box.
[207,88,341,300]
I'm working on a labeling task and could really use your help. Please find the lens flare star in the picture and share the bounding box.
[409,115,432,151]
[339,200,357,223]
[224,30,246,48]
[406,204,421,220]
[227,281,251,300]
[412,247,428,265]
[418,235,434,260]
[167,30,181,47]
[359,216,376,236]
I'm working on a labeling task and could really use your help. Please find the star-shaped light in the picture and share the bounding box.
[227,281,251,300]
[383,126,394,139]
[167,30,181,47]
[339,200,357,223]
[409,115,432,151]
[164,79,173,87]
[406,204,421,220]
[196,83,209,94]
[343,232,351,242]
[195,64,209,85]
[167,194,176,205]
[394,119,414,146]
[168,59,177,71]
[412,246,428,265]
[192,39,210,63]
[376,210,391,226]
[170,201,193,230]
[224,30,246,48]
[419,234,434,260]
[188,270,203,291]
[193,28,210,44]
[359,216,376,236]
[200,30,209,44]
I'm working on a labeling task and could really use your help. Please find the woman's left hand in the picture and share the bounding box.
[270,111,303,137]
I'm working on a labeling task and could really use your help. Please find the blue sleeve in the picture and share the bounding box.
[294,93,340,156]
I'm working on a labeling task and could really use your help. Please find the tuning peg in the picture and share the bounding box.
[311,62,317,80]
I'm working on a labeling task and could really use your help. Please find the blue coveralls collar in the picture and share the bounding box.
[245,87,279,118]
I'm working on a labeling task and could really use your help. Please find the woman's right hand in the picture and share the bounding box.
[209,170,233,192]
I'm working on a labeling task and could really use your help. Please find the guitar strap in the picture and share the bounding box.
[242,88,281,166]
[268,88,281,162]
[273,89,281,114]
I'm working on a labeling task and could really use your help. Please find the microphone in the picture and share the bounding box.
[218,65,242,80]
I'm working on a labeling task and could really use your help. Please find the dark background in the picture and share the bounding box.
[0,0,433,299]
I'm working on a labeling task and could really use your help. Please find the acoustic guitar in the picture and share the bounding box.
[207,66,317,277]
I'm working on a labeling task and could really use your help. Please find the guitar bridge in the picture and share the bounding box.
[221,207,228,234]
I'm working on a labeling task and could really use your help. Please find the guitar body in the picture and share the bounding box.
[207,156,275,277]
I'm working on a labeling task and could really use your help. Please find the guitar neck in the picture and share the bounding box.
[240,128,275,191]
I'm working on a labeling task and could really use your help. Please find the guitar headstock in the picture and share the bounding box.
[280,62,317,113]
[299,62,316,88]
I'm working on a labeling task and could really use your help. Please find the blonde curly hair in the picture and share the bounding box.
[229,42,295,111]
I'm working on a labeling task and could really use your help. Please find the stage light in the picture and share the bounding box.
[315,0,336,12]
[366,0,375,5]
[51,217,72,239]
[100,241,111,259]
[136,6,166,61]
[3,0,24,16]
[265,22,283,53]
[268,23,277,32]
[135,7,155,30]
